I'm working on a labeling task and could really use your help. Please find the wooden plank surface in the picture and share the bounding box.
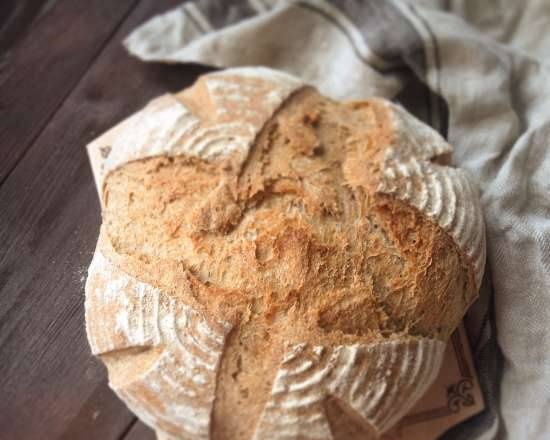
[124,420,156,440]
[0,0,138,184]
[0,0,50,54]
[0,0,210,438]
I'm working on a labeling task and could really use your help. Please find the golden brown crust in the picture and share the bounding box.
[97,86,477,439]
[103,89,474,338]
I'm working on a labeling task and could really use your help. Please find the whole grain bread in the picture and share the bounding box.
[85,67,485,440]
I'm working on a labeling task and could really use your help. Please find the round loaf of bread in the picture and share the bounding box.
[85,67,485,440]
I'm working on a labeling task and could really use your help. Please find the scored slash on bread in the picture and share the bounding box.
[86,240,232,438]
[254,339,444,439]
[376,102,485,289]
[85,67,485,440]
[87,68,302,194]
[86,237,444,439]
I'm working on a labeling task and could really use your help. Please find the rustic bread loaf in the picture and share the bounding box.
[85,67,485,440]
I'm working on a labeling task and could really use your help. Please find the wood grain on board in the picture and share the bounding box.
[0,0,49,54]
[0,0,208,438]
[124,420,156,440]
[0,0,137,184]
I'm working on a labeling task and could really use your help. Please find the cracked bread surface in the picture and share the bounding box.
[85,68,484,440]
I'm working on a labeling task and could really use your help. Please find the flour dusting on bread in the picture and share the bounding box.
[85,67,485,440]
[377,101,485,288]
[255,338,445,439]
[87,67,305,194]
[86,239,232,439]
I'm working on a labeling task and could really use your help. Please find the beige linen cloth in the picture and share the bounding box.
[124,1,550,438]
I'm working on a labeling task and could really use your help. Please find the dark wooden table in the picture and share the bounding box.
[0,1,211,438]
